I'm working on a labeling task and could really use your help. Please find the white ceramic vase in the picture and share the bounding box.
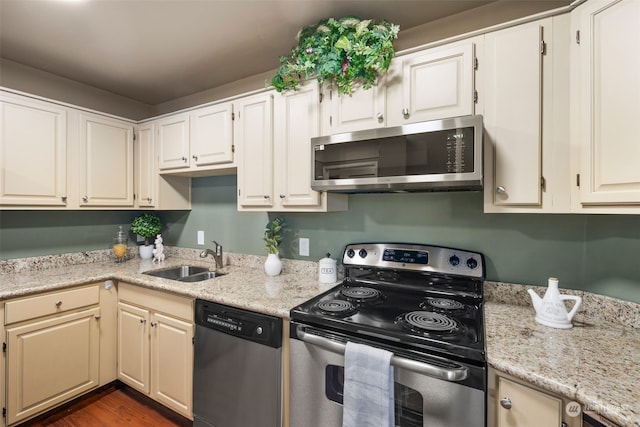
[139,244,154,260]
[264,253,282,276]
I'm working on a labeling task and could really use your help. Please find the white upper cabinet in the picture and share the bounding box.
[237,84,348,212]
[190,102,234,167]
[386,39,478,126]
[572,0,640,212]
[320,82,386,135]
[79,113,134,207]
[0,92,68,207]
[236,91,275,208]
[483,16,571,213]
[157,113,190,171]
[135,122,156,208]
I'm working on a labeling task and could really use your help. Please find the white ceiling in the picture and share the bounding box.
[0,0,567,105]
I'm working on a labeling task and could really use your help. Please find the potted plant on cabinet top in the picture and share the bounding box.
[131,213,162,260]
[263,217,285,276]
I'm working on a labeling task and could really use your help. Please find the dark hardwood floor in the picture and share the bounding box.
[23,383,192,427]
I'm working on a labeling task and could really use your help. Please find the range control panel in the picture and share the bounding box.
[342,243,485,279]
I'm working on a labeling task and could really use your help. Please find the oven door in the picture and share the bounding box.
[289,322,486,427]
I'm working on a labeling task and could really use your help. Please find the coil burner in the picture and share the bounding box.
[316,300,357,317]
[420,298,466,312]
[398,311,460,335]
[340,287,383,303]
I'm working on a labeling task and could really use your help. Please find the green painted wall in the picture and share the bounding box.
[1,175,639,303]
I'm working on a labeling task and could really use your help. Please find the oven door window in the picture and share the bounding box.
[326,365,423,427]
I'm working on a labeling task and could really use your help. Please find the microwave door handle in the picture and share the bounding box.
[295,327,469,382]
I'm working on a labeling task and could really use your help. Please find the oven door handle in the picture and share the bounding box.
[296,328,469,382]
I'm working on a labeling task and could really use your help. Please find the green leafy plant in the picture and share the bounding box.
[130,213,162,246]
[263,217,285,254]
[271,17,399,95]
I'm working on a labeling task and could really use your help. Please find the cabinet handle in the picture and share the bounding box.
[150,321,157,327]
[61,196,67,202]
[82,195,88,202]
[376,112,384,121]
[55,300,62,308]
[94,314,101,320]
[496,186,506,194]
[500,397,512,410]
[402,108,410,118]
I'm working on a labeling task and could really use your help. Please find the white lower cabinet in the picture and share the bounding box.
[117,282,194,419]
[3,285,101,426]
[488,368,580,427]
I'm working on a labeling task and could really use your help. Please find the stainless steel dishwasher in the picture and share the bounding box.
[193,299,283,427]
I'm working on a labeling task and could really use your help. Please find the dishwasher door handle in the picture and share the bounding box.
[295,327,469,382]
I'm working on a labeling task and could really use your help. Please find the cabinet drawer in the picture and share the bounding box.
[5,285,99,325]
[118,282,192,321]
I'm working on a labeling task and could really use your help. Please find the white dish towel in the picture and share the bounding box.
[342,341,395,427]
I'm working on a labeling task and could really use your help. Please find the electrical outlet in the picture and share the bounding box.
[197,230,205,245]
[299,238,310,257]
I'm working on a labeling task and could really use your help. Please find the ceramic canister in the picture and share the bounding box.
[318,253,337,284]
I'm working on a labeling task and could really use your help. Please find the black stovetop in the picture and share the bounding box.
[290,243,486,363]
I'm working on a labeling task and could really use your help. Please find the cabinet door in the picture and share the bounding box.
[0,94,67,206]
[151,312,194,418]
[190,102,234,167]
[157,113,190,171]
[387,41,475,126]
[236,92,274,207]
[135,122,156,208]
[576,0,640,206]
[117,302,150,393]
[79,113,134,206]
[274,82,322,208]
[485,22,544,206]
[497,377,562,427]
[321,83,386,135]
[6,307,100,425]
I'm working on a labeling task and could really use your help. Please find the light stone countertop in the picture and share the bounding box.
[1,249,638,425]
[0,248,336,318]
[485,301,640,427]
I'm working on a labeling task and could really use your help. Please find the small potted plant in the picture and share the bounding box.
[263,217,285,276]
[131,213,162,259]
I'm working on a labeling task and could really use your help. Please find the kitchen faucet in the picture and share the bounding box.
[200,241,223,269]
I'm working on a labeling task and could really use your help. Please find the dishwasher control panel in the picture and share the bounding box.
[195,299,282,348]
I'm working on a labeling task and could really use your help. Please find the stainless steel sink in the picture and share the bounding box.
[144,265,225,282]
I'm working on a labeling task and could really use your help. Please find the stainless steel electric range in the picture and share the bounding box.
[289,242,487,427]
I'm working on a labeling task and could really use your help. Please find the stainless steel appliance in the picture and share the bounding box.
[193,299,282,427]
[311,115,483,193]
[289,243,487,427]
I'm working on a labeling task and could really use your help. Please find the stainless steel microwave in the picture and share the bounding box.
[311,115,483,193]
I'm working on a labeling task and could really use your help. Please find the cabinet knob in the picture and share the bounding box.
[181,157,187,162]
[376,112,384,121]
[82,195,88,202]
[279,194,286,199]
[264,195,270,199]
[402,108,410,118]
[140,318,146,324]
[94,314,101,320]
[192,155,198,161]
[496,186,507,194]
[146,197,152,202]
[61,196,67,202]
[55,300,62,308]
[500,397,512,410]
[150,321,157,327]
